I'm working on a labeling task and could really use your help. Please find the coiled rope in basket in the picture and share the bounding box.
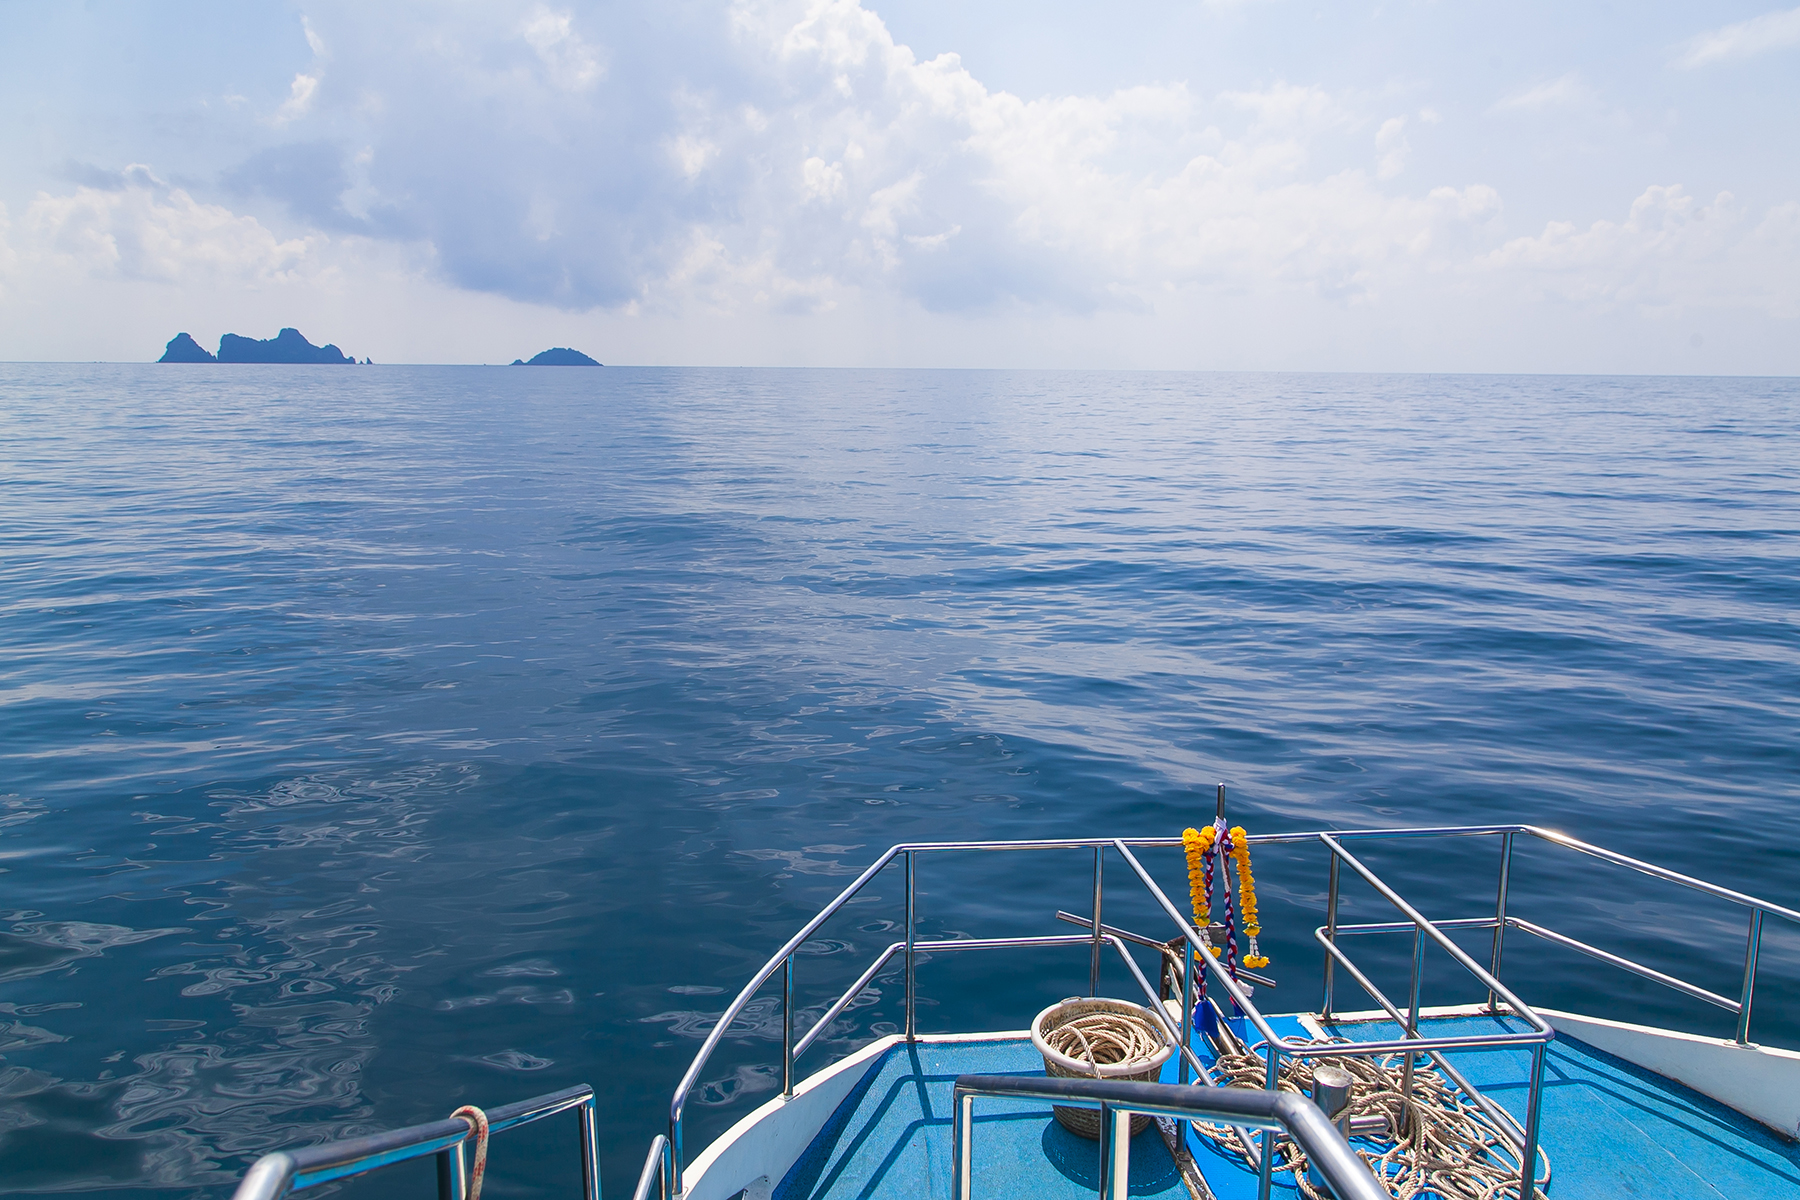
[1031,998,1173,1139]
[1190,1043,1549,1200]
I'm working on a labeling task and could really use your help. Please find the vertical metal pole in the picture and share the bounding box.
[1737,908,1764,1045]
[904,850,916,1041]
[1321,851,1340,1020]
[782,953,796,1098]
[1401,925,1424,1110]
[1488,831,1514,1012]
[577,1097,602,1200]
[1107,1107,1131,1200]
[1256,1048,1278,1200]
[1216,783,1226,824]
[1179,942,1193,1085]
[436,1143,468,1200]
[954,1091,974,1200]
[1089,845,1104,996]
[667,1121,681,1200]
[1518,1041,1546,1200]
[1406,926,1425,1034]
[1097,1103,1116,1200]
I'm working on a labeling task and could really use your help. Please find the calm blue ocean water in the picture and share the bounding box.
[1,365,1797,1196]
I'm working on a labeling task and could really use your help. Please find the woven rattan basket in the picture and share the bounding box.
[1030,997,1174,1139]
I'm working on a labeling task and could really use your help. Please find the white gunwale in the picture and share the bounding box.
[680,1030,1030,1200]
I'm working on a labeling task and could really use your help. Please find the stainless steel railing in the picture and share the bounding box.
[230,1084,600,1200]
[661,822,1799,1200]
[1114,833,1554,1200]
[950,1074,1390,1200]
[633,1134,670,1200]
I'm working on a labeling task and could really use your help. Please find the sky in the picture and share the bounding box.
[1,1,1797,371]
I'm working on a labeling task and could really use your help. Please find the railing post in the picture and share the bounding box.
[578,1097,602,1200]
[1090,845,1104,996]
[1401,926,1424,1113]
[1178,942,1193,1085]
[904,850,916,1041]
[782,953,796,1098]
[1321,850,1340,1020]
[436,1142,468,1200]
[1519,1040,1546,1200]
[1257,1050,1278,1200]
[665,1126,679,1200]
[1488,831,1514,1011]
[1096,1100,1112,1200]
[953,1090,974,1200]
[1737,907,1764,1045]
[1098,1105,1130,1200]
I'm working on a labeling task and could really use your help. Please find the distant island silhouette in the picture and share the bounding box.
[158,333,216,362]
[159,329,366,364]
[512,348,601,366]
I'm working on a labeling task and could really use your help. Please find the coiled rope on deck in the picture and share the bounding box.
[1191,1045,1548,1200]
[1044,1011,1164,1072]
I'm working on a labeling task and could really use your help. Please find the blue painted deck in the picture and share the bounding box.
[772,1037,1189,1200]
[1321,1013,1800,1200]
[769,1016,1800,1200]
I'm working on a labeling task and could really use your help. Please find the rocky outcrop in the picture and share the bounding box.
[217,328,356,364]
[158,333,216,362]
[511,348,602,366]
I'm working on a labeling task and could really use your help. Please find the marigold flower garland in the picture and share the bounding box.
[1181,824,1216,929]
[1180,821,1270,971]
[1227,827,1270,969]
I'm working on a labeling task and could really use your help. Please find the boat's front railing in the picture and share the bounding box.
[951,1074,1390,1200]
[664,838,1163,1196]
[663,824,1800,1200]
[1246,823,1800,1046]
[633,1134,669,1200]
[1112,834,1554,1200]
[1513,825,1799,1042]
[231,1084,599,1200]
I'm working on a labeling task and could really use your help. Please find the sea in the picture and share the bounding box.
[1,365,1797,1197]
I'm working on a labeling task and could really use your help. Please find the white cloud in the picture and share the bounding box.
[1221,81,1348,134]
[696,0,1499,310]
[1483,185,1799,318]
[274,73,319,124]
[1676,5,1800,68]
[801,156,845,201]
[522,7,605,91]
[1491,73,1593,113]
[19,166,316,285]
[185,0,1788,332]
[1376,117,1409,180]
[0,204,18,297]
[670,135,718,178]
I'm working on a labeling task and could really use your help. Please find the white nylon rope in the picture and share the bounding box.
[1045,1011,1165,1072]
[449,1105,491,1200]
[1189,1044,1549,1200]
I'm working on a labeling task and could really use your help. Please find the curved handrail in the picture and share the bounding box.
[668,847,901,1132]
[633,1134,670,1200]
[230,1085,598,1200]
[952,1075,1389,1200]
[1522,825,1800,924]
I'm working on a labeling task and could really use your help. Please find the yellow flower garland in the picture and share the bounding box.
[1227,827,1270,968]
[1182,822,1270,970]
[1181,825,1216,929]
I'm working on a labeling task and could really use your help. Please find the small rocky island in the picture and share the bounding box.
[512,348,601,366]
[159,329,366,364]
